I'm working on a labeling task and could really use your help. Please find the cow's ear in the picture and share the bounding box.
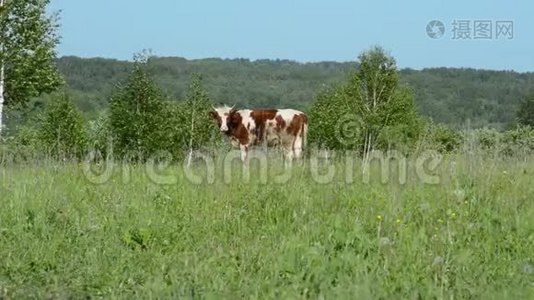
[208,111,217,119]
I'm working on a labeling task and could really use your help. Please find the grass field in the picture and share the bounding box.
[1,150,533,299]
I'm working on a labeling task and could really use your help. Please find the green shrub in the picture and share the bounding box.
[108,55,221,162]
[432,124,462,153]
[416,122,462,153]
[459,125,534,157]
[86,109,112,158]
[38,93,87,160]
[308,46,423,154]
[108,58,170,161]
[164,74,222,161]
[500,125,534,156]
[0,124,44,163]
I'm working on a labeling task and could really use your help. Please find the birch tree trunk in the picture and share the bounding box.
[186,101,196,168]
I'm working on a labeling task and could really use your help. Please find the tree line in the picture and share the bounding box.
[3,46,534,164]
[9,55,533,131]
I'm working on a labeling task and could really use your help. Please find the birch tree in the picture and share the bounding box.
[308,46,422,157]
[38,93,87,159]
[181,73,215,167]
[108,54,168,160]
[0,0,62,137]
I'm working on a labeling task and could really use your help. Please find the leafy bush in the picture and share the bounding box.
[86,109,112,158]
[0,124,44,163]
[168,73,221,161]
[108,57,171,161]
[458,125,534,156]
[108,55,221,162]
[38,93,87,159]
[307,84,354,150]
[308,46,423,155]
[468,128,501,151]
[414,121,463,154]
[11,124,41,149]
[500,125,534,156]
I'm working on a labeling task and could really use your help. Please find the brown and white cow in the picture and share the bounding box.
[209,105,308,162]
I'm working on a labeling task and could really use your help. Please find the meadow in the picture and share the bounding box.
[0,149,533,299]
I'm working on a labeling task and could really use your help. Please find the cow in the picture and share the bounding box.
[209,105,308,163]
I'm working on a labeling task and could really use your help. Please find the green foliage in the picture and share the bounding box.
[457,126,534,157]
[0,0,63,107]
[307,84,352,150]
[86,109,111,157]
[469,128,502,150]
[516,92,534,127]
[354,46,423,154]
[402,68,533,129]
[24,56,532,131]
[10,123,40,148]
[2,53,527,133]
[108,55,170,160]
[500,125,534,156]
[373,86,423,152]
[178,73,218,152]
[308,46,423,154]
[53,56,353,117]
[159,73,226,161]
[106,56,221,162]
[38,92,87,159]
[411,124,534,156]
[0,122,43,162]
[419,121,463,153]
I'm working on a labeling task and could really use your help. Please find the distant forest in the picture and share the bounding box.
[12,55,534,130]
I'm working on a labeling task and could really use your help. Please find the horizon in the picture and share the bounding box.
[56,54,534,74]
[49,0,534,73]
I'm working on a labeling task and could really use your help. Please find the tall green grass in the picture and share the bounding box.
[0,151,533,299]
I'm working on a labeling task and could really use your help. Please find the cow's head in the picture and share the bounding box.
[209,104,236,132]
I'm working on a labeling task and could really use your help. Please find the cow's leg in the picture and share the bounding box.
[240,144,249,163]
[284,150,293,169]
[285,149,293,160]
[293,135,303,160]
[282,141,294,167]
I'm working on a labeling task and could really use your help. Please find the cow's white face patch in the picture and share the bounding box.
[214,105,234,132]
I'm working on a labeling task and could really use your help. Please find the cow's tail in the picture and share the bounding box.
[301,114,308,150]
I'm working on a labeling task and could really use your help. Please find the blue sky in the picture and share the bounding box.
[49,0,533,72]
